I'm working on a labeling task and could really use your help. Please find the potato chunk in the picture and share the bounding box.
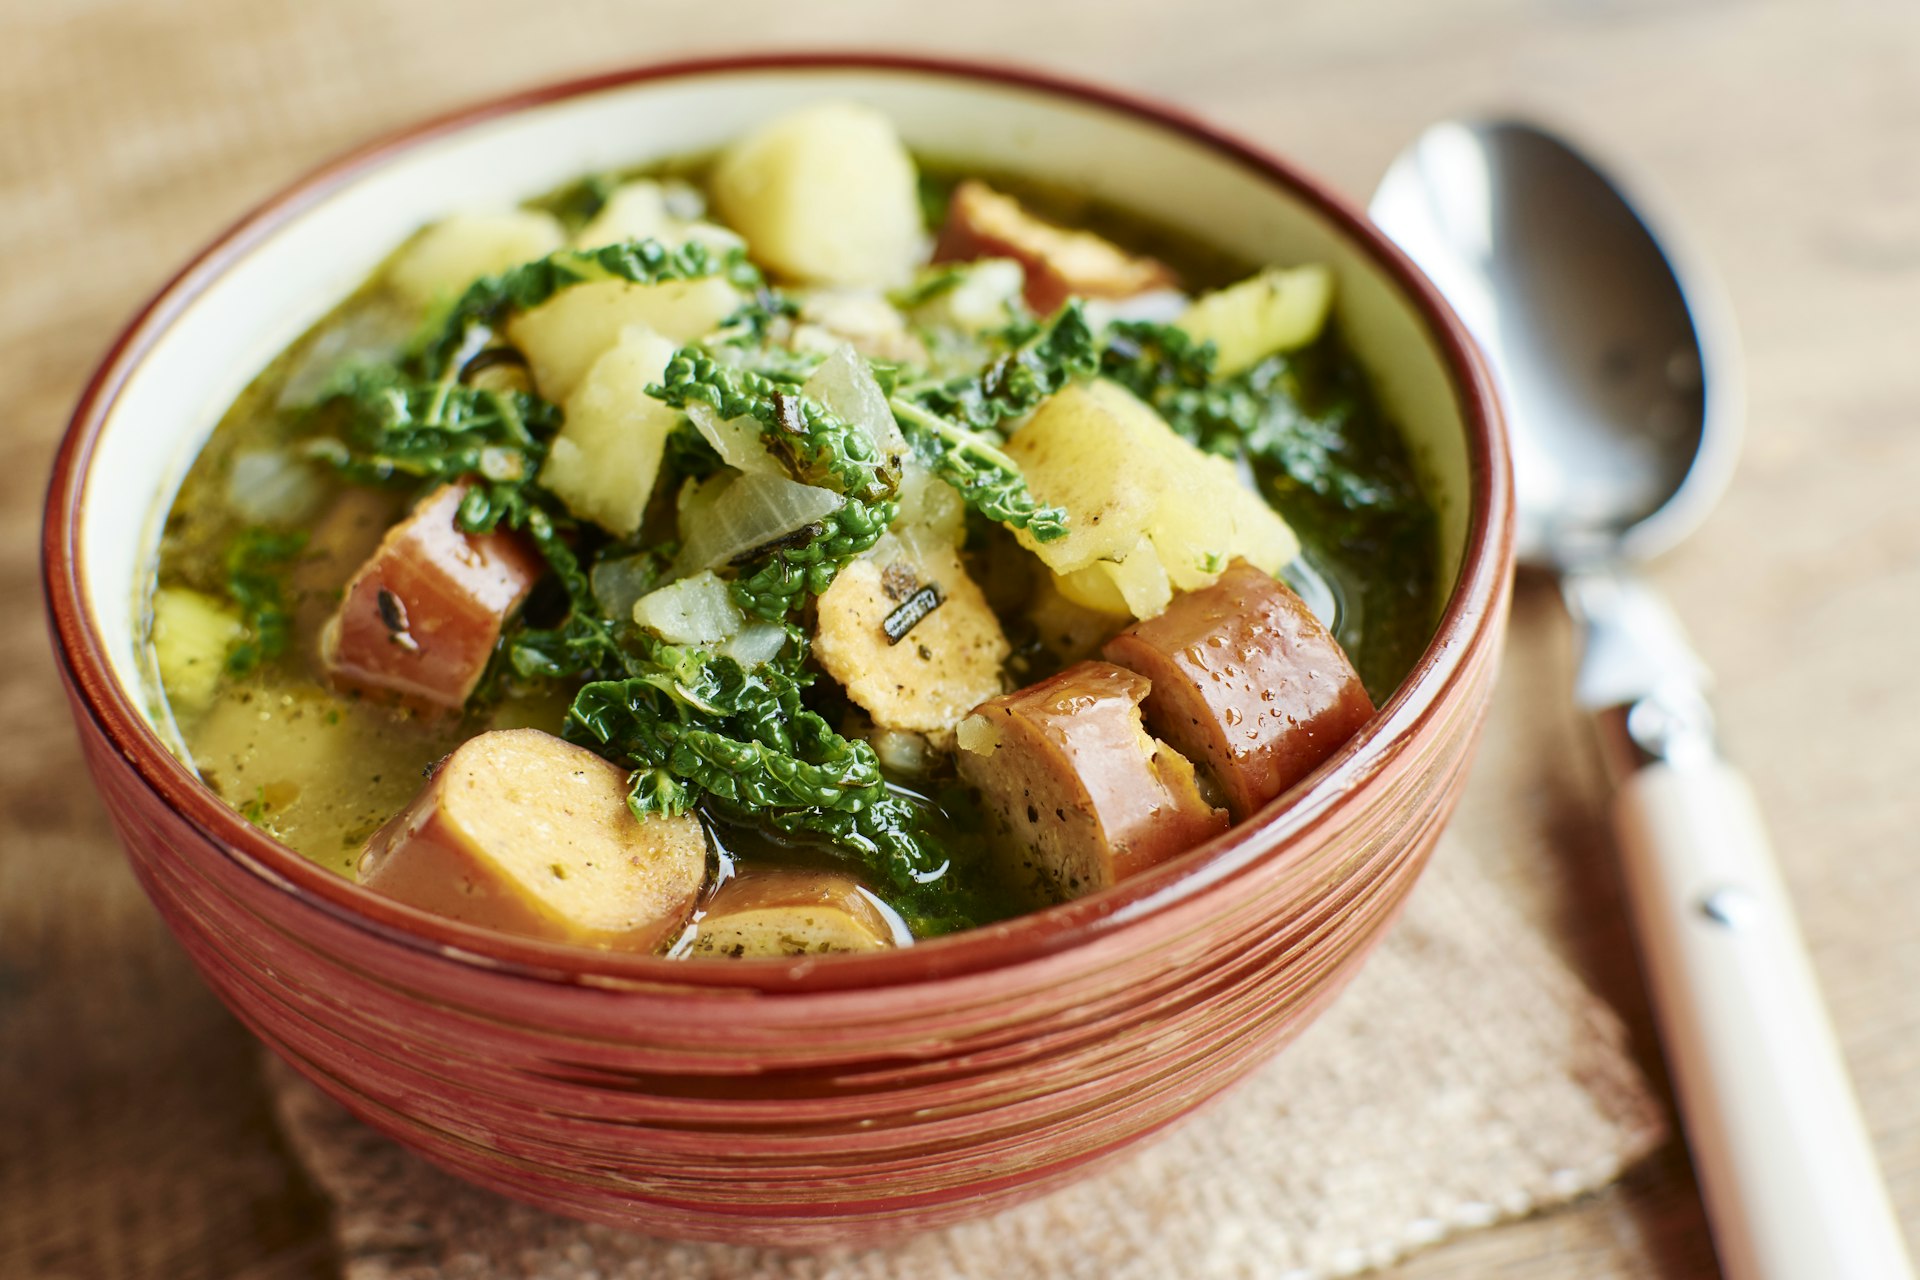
[814,534,1009,737]
[319,482,544,713]
[710,101,924,287]
[387,211,564,310]
[934,181,1178,315]
[1103,559,1374,819]
[507,276,741,402]
[357,729,705,950]
[688,870,900,958]
[1175,265,1335,376]
[539,327,679,536]
[956,661,1227,899]
[574,180,745,257]
[151,587,244,717]
[1003,379,1298,613]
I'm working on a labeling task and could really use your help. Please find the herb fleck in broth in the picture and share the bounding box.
[149,113,1439,948]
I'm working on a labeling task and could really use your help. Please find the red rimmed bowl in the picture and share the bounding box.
[43,54,1511,1245]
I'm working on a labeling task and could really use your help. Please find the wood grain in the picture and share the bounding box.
[4,0,1917,1275]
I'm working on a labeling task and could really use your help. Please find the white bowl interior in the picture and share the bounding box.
[78,65,1472,737]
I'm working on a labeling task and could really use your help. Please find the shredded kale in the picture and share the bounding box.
[307,364,557,494]
[222,527,307,674]
[651,347,902,619]
[906,302,1098,431]
[888,398,1066,542]
[651,349,900,503]
[563,633,970,918]
[661,421,724,481]
[882,303,1096,542]
[526,172,619,232]
[728,500,899,621]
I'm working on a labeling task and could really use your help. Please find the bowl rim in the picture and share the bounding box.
[43,50,1511,994]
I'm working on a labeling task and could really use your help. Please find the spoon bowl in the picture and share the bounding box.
[1371,120,1739,569]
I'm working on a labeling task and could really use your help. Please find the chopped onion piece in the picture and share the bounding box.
[225,447,328,524]
[631,571,744,645]
[675,471,844,575]
[686,402,782,475]
[676,472,733,545]
[719,620,788,668]
[802,344,907,467]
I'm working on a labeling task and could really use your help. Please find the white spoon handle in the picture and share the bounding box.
[1612,758,1914,1280]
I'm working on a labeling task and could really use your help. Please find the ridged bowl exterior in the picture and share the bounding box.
[45,55,1513,1246]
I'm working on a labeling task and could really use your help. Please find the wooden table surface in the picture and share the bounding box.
[5,1,1917,1275]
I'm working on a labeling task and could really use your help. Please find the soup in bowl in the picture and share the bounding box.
[44,55,1510,1245]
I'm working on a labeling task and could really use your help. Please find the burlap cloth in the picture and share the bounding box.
[266,826,1666,1280]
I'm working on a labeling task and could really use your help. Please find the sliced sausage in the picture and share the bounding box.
[933,181,1179,316]
[688,869,902,958]
[356,728,706,950]
[319,482,543,713]
[956,660,1227,900]
[1102,558,1374,820]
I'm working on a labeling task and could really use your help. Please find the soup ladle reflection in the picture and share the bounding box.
[1371,120,1913,1280]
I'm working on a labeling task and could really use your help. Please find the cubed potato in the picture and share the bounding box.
[357,728,706,950]
[710,101,924,287]
[956,660,1227,899]
[1145,456,1298,591]
[387,211,565,310]
[1176,264,1335,376]
[1003,381,1162,573]
[151,586,244,716]
[1003,379,1299,614]
[539,326,679,536]
[813,533,1009,737]
[506,276,742,402]
[933,181,1178,315]
[574,180,746,257]
[574,181,671,249]
[687,869,901,958]
[319,482,544,713]
[1103,559,1374,820]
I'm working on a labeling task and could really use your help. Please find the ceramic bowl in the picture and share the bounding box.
[43,54,1512,1245]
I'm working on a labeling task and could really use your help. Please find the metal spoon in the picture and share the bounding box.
[1371,121,1914,1280]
